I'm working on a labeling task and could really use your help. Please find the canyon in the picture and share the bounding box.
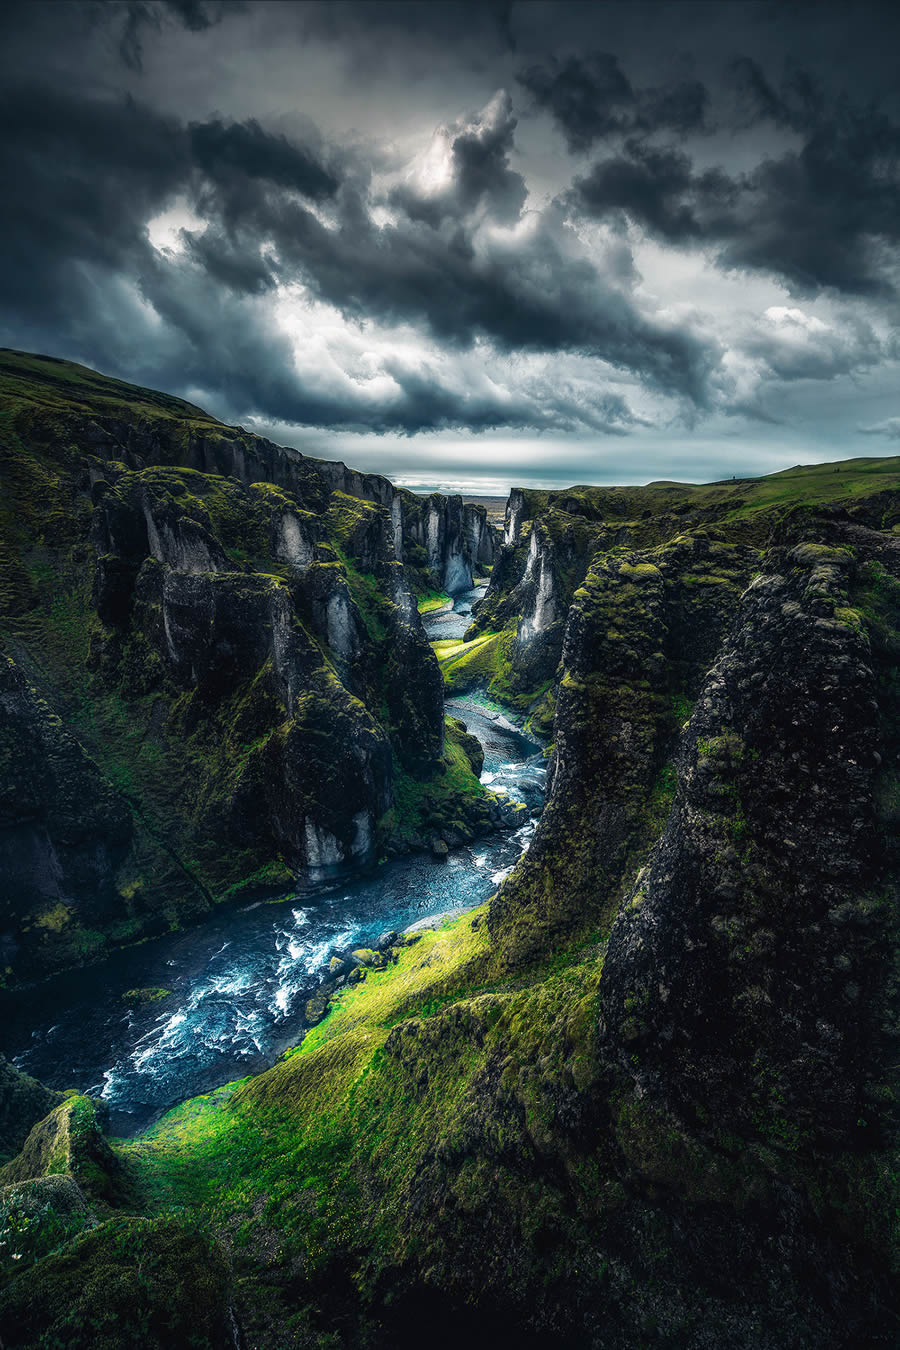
[2,352,900,1348]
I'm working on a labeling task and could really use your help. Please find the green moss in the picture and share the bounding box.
[0,1095,125,1210]
[333,547,389,643]
[439,631,503,692]
[0,1175,93,1283]
[416,590,452,613]
[618,561,661,580]
[387,716,493,845]
[0,1215,232,1350]
[121,987,172,1007]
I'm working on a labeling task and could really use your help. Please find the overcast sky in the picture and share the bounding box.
[4,0,900,493]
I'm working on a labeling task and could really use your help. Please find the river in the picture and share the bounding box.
[0,585,545,1136]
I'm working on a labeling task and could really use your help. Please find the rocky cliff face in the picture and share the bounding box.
[490,529,758,965]
[0,351,487,981]
[395,490,494,593]
[468,507,608,712]
[4,459,900,1348]
[601,522,900,1150]
[467,479,759,725]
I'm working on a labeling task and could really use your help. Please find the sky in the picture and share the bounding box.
[4,1,900,494]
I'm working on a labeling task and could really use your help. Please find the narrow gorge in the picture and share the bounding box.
[2,353,900,1349]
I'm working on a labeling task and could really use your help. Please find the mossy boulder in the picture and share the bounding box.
[0,1057,63,1169]
[0,1095,123,1208]
[0,1215,232,1350]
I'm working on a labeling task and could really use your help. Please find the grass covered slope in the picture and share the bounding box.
[114,910,617,1348]
[0,352,488,982]
[104,834,899,1350]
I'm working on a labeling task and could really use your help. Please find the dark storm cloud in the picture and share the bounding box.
[293,0,517,62]
[108,0,243,72]
[569,96,900,299]
[390,92,526,226]
[183,228,276,296]
[190,118,340,202]
[517,52,709,152]
[730,57,824,134]
[4,0,900,458]
[245,182,713,404]
[571,142,733,243]
[0,73,716,432]
[0,85,186,324]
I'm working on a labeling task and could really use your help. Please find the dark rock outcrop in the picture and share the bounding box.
[601,530,900,1148]
[0,655,140,975]
[0,351,490,979]
[490,531,757,965]
[0,1056,63,1167]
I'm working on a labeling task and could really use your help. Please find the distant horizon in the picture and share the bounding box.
[391,449,900,500]
[10,341,900,502]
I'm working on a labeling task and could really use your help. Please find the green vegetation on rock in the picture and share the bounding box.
[0,351,487,981]
[4,353,900,1346]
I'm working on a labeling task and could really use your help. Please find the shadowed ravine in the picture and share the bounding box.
[0,588,544,1135]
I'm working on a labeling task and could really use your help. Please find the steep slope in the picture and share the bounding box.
[0,351,494,981]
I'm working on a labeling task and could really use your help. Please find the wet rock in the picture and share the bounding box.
[375,930,399,951]
[431,837,450,858]
[500,800,529,828]
[304,991,330,1025]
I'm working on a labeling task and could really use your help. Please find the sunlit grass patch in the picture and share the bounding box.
[416,590,452,613]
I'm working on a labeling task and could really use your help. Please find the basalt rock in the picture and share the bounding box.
[601,528,900,1149]
[399,491,494,594]
[0,351,489,980]
[490,530,757,966]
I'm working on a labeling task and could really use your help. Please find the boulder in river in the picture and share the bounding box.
[500,800,530,828]
[305,991,330,1025]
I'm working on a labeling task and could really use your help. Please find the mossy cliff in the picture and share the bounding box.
[473,463,900,729]
[3,386,900,1346]
[0,351,490,981]
[490,530,758,966]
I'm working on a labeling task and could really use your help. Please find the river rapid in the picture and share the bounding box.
[0,585,545,1136]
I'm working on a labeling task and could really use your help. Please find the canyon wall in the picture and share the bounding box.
[0,350,494,981]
